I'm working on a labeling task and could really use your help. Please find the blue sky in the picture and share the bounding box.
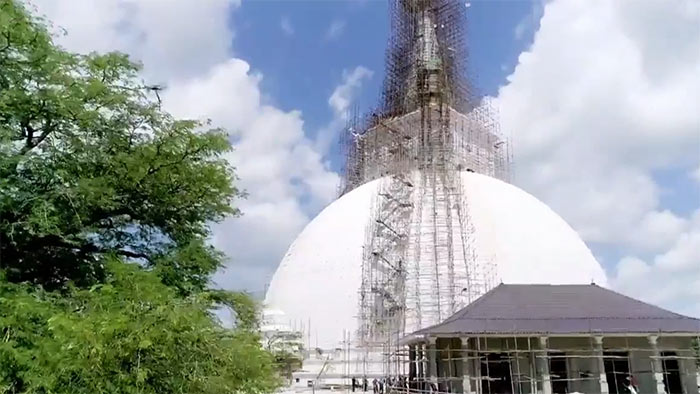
[38,0,700,317]
[232,0,534,133]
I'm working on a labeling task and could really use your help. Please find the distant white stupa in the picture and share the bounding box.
[261,0,607,389]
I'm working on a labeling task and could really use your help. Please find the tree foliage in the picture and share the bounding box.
[0,0,237,292]
[0,1,279,392]
[0,261,279,393]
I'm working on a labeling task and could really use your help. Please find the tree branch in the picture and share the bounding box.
[0,30,10,52]
[112,249,151,260]
[36,234,152,262]
[22,121,34,149]
[19,121,54,155]
[147,146,205,176]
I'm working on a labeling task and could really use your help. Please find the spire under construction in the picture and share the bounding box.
[340,0,510,195]
[339,0,511,377]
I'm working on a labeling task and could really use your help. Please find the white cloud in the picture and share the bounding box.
[513,0,545,41]
[692,166,700,183]
[612,209,700,317]
[280,16,294,36]
[206,65,371,289]
[497,0,700,313]
[498,0,700,243]
[31,0,342,291]
[328,66,373,119]
[325,20,346,42]
[316,66,373,155]
[626,210,689,253]
[31,0,236,82]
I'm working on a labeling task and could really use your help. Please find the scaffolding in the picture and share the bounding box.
[338,0,510,383]
[402,334,700,394]
[285,335,700,394]
[339,0,511,196]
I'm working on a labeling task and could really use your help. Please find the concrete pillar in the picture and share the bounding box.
[461,337,473,394]
[417,342,425,380]
[420,341,429,391]
[648,335,667,394]
[538,336,553,394]
[428,337,438,385]
[409,344,417,380]
[594,336,610,394]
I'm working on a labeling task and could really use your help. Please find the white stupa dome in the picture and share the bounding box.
[265,171,607,351]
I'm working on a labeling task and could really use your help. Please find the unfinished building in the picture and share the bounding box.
[403,284,700,394]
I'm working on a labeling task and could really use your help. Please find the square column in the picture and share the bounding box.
[417,343,425,385]
[461,337,473,394]
[538,336,553,394]
[428,337,438,385]
[648,335,667,394]
[594,336,610,394]
[409,344,417,380]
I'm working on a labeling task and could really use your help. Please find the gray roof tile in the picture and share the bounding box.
[413,284,700,336]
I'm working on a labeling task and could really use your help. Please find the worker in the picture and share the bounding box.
[623,375,639,394]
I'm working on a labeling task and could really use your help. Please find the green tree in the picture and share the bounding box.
[0,1,279,392]
[0,0,236,293]
[0,261,279,393]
